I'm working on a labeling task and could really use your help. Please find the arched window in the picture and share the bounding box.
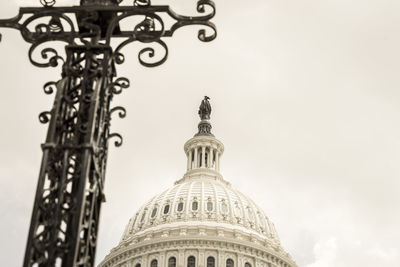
[207,201,213,211]
[187,256,196,267]
[164,204,170,214]
[177,202,184,212]
[168,257,176,267]
[192,201,198,211]
[245,263,251,267]
[151,259,158,267]
[226,259,234,267]
[135,264,141,267]
[207,257,215,267]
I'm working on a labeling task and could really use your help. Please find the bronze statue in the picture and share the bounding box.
[198,96,211,120]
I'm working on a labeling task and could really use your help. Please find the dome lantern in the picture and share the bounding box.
[181,97,225,184]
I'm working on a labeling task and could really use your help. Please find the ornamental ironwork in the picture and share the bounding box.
[0,0,216,266]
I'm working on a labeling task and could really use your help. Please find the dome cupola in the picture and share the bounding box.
[180,96,225,185]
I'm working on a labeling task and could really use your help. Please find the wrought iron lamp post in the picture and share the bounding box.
[0,0,216,266]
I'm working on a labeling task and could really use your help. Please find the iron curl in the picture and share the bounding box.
[43,81,58,95]
[40,0,56,7]
[198,22,217,42]
[110,106,127,119]
[138,40,168,67]
[39,111,52,124]
[108,77,130,95]
[29,41,65,68]
[108,133,123,147]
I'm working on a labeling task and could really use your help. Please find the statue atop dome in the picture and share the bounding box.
[198,96,211,120]
[195,96,214,137]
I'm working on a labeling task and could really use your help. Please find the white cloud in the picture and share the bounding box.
[305,238,337,267]
[367,247,399,263]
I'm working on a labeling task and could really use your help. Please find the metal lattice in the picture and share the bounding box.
[0,0,216,266]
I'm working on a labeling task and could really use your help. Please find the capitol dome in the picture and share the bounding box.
[99,98,297,267]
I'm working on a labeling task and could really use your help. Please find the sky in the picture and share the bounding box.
[0,0,400,266]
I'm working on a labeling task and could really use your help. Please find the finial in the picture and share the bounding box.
[195,96,214,137]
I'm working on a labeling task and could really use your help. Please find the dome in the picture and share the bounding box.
[99,97,297,267]
[120,168,280,243]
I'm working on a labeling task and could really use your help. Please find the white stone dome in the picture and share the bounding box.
[120,174,280,243]
[99,99,297,267]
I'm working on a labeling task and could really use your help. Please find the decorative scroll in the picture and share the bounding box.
[108,132,123,147]
[29,41,66,67]
[40,0,56,7]
[38,111,52,123]
[22,44,130,267]
[43,81,58,94]
[110,106,127,119]
[167,0,217,42]
[0,1,216,267]
[107,77,130,94]
[0,0,216,69]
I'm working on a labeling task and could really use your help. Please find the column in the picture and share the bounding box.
[207,147,211,168]
[160,251,166,267]
[199,249,205,267]
[210,147,214,169]
[201,146,206,168]
[187,149,192,170]
[178,249,185,267]
[194,147,198,168]
[215,152,219,171]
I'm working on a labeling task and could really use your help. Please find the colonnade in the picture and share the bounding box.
[186,145,221,171]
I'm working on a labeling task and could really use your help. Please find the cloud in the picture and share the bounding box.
[306,237,337,267]
[367,247,399,263]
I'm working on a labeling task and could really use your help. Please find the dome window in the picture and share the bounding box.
[207,201,213,211]
[163,204,170,214]
[151,207,157,218]
[151,260,158,267]
[192,201,198,211]
[187,256,196,267]
[220,201,228,214]
[177,202,184,212]
[245,263,251,267]
[207,257,215,267]
[168,257,176,267]
[226,259,234,267]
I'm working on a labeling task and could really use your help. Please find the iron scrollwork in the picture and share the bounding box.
[0,1,216,267]
[0,0,216,68]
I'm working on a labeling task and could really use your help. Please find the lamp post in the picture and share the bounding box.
[0,0,216,266]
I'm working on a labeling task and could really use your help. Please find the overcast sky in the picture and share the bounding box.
[1,0,400,266]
